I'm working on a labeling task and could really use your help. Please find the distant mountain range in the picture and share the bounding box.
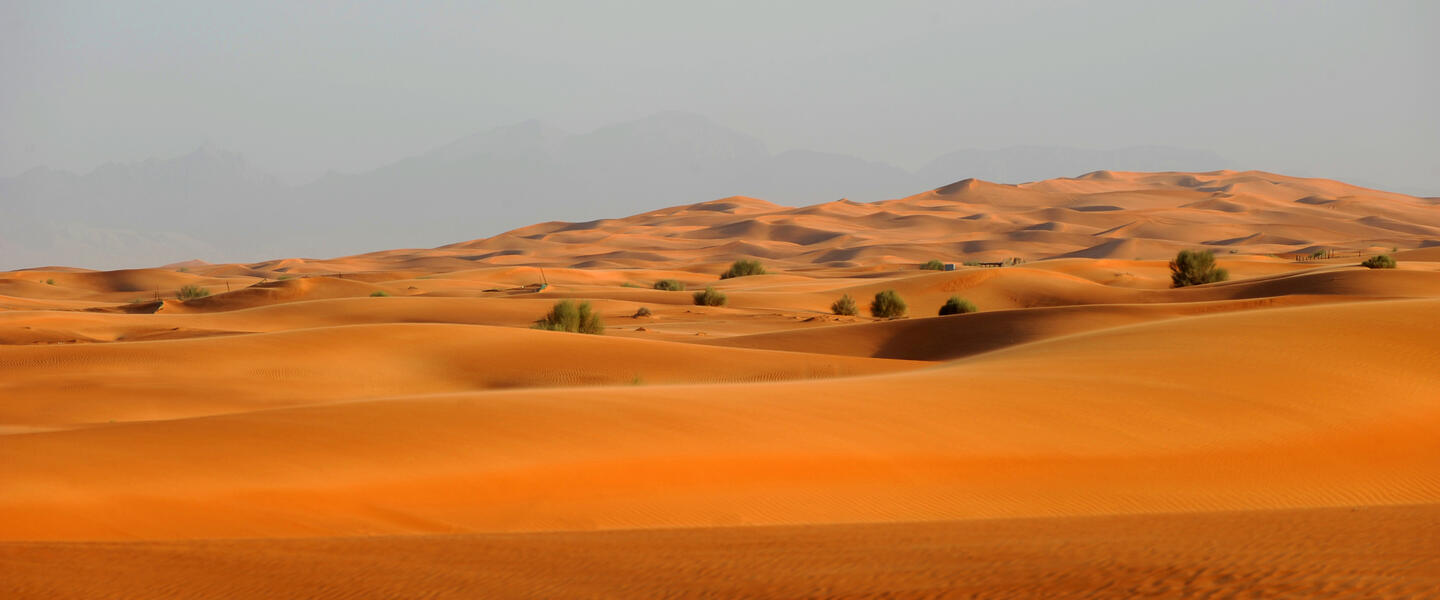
[0,112,1230,270]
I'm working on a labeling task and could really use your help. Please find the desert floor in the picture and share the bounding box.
[2,170,1439,598]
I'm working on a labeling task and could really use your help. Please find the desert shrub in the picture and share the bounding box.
[633,306,652,317]
[831,293,858,316]
[533,299,604,334]
[921,259,946,271]
[693,286,727,306]
[720,259,766,279]
[1361,254,1396,269]
[938,296,977,316]
[177,267,189,273]
[870,289,906,318]
[621,281,643,288]
[370,290,390,297]
[1169,250,1229,288]
[45,278,55,285]
[277,274,294,280]
[653,279,686,291]
[177,284,210,301]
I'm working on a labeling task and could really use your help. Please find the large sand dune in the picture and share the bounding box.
[2,170,1438,597]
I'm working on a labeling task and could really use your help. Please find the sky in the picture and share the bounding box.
[2,0,1437,193]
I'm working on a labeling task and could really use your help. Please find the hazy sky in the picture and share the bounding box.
[3,0,1436,193]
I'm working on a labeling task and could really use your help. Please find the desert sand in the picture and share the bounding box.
[2,170,1439,598]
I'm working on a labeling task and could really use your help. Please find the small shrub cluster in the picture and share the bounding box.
[830,293,858,316]
[921,259,946,271]
[693,286,727,306]
[633,306,652,317]
[870,289,906,318]
[177,284,210,301]
[370,290,390,297]
[1169,250,1229,288]
[533,300,604,334]
[45,278,56,285]
[938,296,977,316]
[720,259,766,279]
[1361,254,1397,269]
[653,279,686,291]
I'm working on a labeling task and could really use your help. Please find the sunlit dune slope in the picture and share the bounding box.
[0,323,919,426]
[3,299,1436,541]
[3,504,1435,600]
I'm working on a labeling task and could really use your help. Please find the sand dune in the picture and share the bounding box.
[0,323,919,425]
[4,504,1435,600]
[2,170,1438,596]
[3,299,1437,540]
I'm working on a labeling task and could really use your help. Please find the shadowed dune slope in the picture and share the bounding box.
[2,299,1436,541]
[704,295,1350,360]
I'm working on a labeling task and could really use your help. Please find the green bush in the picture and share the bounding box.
[177,284,210,301]
[1169,250,1229,288]
[1361,254,1396,269]
[633,306,652,317]
[620,281,643,288]
[45,278,55,285]
[720,259,766,279]
[921,259,946,271]
[938,296,977,316]
[831,293,858,316]
[693,286,727,306]
[870,289,906,318]
[533,300,604,334]
[370,290,390,297]
[653,279,686,291]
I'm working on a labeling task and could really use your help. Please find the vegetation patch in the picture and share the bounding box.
[720,259,766,279]
[1361,254,1397,269]
[370,290,390,297]
[177,284,210,301]
[870,289,906,318]
[693,286,727,306]
[831,293,858,316]
[938,296,977,315]
[653,279,686,291]
[1169,250,1229,288]
[921,259,946,270]
[533,300,605,334]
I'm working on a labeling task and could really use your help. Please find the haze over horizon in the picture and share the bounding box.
[1,0,1436,269]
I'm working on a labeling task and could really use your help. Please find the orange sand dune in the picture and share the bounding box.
[0,323,919,425]
[704,295,1354,360]
[1,170,1438,596]
[3,504,1435,600]
[3,299,1436,541]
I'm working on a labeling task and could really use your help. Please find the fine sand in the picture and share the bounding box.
[2,170,1438,597]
